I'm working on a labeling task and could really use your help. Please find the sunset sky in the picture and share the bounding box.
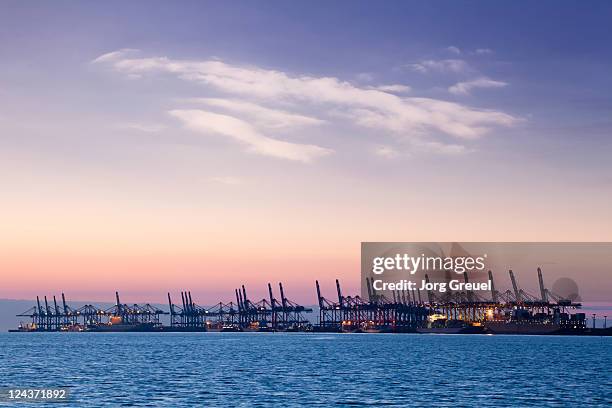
[1,1,611,303]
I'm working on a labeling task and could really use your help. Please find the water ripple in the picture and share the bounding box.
[0,333,610,407]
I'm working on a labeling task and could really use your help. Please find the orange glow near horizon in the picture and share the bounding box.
[2,101,612,304]
[1,248,360,304]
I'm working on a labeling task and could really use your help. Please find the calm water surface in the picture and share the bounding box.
[0,333,610,407]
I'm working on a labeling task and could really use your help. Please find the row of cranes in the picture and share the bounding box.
[14,267,584,333]
[166,283,312,330]
[316,279,430,332]
[314,267,582,331]
[425,268,579,306]
[424,268,582,325]
[16,283,313,332]
[17,292,165,331]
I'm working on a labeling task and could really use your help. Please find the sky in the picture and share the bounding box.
[1,1,611,303]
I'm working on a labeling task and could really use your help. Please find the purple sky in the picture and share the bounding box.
[0,1,610,302]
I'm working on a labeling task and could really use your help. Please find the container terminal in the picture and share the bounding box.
[9,268,611,335]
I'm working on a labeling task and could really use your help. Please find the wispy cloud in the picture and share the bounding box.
[448,77,508,96]
[416,141,470,155]
[116,122,166,133]
[374,145,400,159]
[408,59,469,74]
[91,48,139,63]
[371,84,411,93]
[169,109,333,163]
[185,98,325,129]
[446,46,462,55]
[94,50,518,156]
[474,48,493,55]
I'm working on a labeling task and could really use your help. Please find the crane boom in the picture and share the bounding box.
[509,270,521,302]
[488,270,498,303]
[537,267,548,302]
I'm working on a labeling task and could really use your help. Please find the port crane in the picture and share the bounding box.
[13,270,589,334]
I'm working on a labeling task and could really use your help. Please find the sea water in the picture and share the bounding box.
[0,333,610,407]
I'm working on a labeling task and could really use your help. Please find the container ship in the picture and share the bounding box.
[484,306,586,335]
[416,314,484,334]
